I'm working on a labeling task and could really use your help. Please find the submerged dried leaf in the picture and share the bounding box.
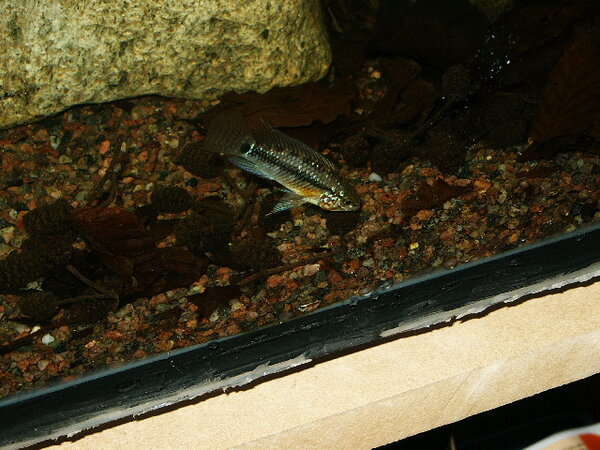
[531,35,600,144]
[401,179,472,217]
[129,247,208,297]
[71,206,152,256]
[71,206,208,298]
[0,233,75,292]
[338,133,371,168]
[216,82,356,128]
[0,252,46,292]
[373,58,421,123]
[395,79,437,125]
[187,285,242,319]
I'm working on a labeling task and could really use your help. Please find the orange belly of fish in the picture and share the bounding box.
[292,186,323,198]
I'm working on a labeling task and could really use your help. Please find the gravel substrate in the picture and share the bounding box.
[0,77,598,399]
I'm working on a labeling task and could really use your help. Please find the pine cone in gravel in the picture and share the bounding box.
[177,141,224,178]
[0,233,75,292]
[470,95,533,148]
[421,130,466,175]
[151,186,193,213]
[229,235,281,271]
[0,252,46,291]
[441,65,471,101]
[338,133,370,168]
[370,130,412,175]
[19,292,61,322]
[175,211,234,256]
[23,199,73,236]
[21,233,75,268]
[62,298,115,325]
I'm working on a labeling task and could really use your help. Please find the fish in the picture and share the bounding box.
[202,114,361,214]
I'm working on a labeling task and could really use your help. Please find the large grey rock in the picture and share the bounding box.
[0,0,331,129]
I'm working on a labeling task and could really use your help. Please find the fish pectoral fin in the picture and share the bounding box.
[268,193,306,215]
[229,156,275,180]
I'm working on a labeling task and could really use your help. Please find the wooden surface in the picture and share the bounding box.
[53,280,600,450]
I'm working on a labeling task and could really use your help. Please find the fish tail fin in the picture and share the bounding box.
[203,113,255,156]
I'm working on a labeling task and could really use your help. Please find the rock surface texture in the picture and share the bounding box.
[0,0,331,129]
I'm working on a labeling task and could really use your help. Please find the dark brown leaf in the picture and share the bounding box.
[394,79,437,125]
[215,82,356,128]
[71,207,207,297]
[373,58,421,123]
[323,210,361,236]
[174,210,234,257]
[441,65,471,101]
[177,141,224,178]
[98,253,135,278]
[147,219,178,241]
[337,133,370,168]
[129,247,208,297]
[420,130,467,175]
[531,35,600,144]
[71,206,153,256]
[152,307,183,331]
[187,285,242,319]
[401,179,472,217]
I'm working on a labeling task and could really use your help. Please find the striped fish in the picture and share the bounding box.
[203,114,361,214]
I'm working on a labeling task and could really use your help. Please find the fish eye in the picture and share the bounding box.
[344,199,353,205]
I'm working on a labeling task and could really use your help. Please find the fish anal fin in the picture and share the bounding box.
[268,192,306,215]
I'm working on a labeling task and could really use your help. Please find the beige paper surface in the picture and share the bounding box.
[53,281,600,450]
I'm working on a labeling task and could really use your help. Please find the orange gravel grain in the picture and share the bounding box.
[98,140,111,154]
[266,274,283,288]
[474,179,492,191]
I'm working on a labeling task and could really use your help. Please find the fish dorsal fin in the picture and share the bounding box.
[203,113,255,156]
[228,155,275,180]
[255,120,337,171]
